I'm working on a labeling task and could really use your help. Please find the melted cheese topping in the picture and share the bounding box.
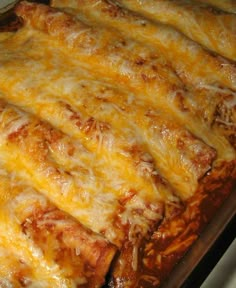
[13,2,235,194]
[0,1,234,287]
[0,169,116,287]
[52,0,236,90]
[0,32,14,41]
[0,27,216,198]
[0,100,166,247]
[0,28,174,202]
[197,0,236,13]
[116,0,236,61]
[50,0,235,160]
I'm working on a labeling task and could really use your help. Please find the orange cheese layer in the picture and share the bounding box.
[0,169,116,287]
[116,0,236,61]
[13,2,236,198]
